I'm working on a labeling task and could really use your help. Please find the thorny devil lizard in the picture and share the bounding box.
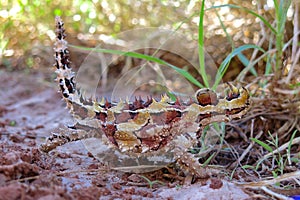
[40,16,251,177]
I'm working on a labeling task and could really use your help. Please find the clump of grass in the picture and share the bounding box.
[251,130,298,178]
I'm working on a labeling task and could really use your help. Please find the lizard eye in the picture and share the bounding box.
[195,88,218,106]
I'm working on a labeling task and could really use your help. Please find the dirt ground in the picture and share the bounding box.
[0,69,253,200]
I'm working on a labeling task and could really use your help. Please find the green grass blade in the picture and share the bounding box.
[265,33,275,75]
[70,45,204,88]
[198,0,209,88]
[288,130,298,154]
[213,44,265,89]
[250,137,273,152]
[236,53,249,68]
[242,165,255,169]
[274,0,292,72]
[202,152,216,167]
[237,52,257,76]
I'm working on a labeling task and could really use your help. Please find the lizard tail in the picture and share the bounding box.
[53,16,77,109]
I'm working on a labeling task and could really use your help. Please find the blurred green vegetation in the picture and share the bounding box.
[0,0,295,75]
[0,0,200,66]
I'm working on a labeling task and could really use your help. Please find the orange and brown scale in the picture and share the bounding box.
[40,17,251,177]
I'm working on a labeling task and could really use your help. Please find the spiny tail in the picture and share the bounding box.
[54,16,77,109]
[40,17,98,153]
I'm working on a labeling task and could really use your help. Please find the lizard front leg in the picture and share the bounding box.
[40,125,100,152]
